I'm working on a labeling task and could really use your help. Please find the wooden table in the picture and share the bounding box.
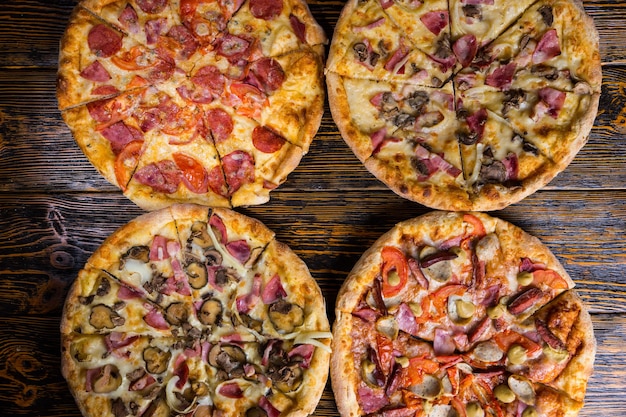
[0,0,624,415]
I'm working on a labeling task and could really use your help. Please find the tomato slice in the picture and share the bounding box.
[494,330,541,355]
[229,83,268,118]
[114,140,143,191]
[111,46,154,70]
[431,284,466,316]
[381,246,409,298]
[376,333,394,375]
[533,269,569,290]
[404,355,439,386]
[172,152,208,194]
[463,213,486,238]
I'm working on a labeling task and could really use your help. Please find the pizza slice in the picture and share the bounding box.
[454,99,557,210]
[61,267,174,337]
[57,8,175,111]
[378,0,451,58]
[480,0,602,94]
[327,73,470,209]
[61,88,150,190]
[206,104,305,207]
[463,85,600,165]
[508,290,596,403]
[326,0,456,87]
[235,238,332,340]
[85,208,202,334]
[79,0,183,47]
[62,333,215,417]
[110,85,230,209]
[226,0,327,57]
[449,0,539,47]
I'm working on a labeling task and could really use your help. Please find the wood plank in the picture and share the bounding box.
[0,314,623,416]
[0,191,623,317]
[0,0,624,68]
[1,68,625,193]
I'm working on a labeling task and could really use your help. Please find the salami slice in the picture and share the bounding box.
[80,61,111,82]
[205,108,234,143]
[88,24,122,58]
[249,0,284,20]
[136,0,168,14]
[252,126,285,153]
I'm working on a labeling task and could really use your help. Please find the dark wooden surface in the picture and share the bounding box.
[0,0,624,416]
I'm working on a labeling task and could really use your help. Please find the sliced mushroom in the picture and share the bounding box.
[215,267,239,287]
[191,221,212,247]
[508,375,536,405]
[95,275,112,297]
[90,304,124,330]
[111,398,130,417]
[92,364,122,393]
[144,346,171,374]
[268,299,304,334]
[272,364,304,393]
[409,374,442,400]
[143,396,171,417]
[165,302,189,326]
[186,261,208,289]
[208,344,246,374]
[119,246,150,269]
[204,249,222,266]
[361,359,384,388]
[198,299,222,326]
[238,313,262,332]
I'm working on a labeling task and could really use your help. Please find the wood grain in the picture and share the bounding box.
[0,0,625,416]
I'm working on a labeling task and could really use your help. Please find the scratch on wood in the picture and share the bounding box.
[48,208,66,240]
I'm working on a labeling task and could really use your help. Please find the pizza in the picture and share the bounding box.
[57,0,326,210]
[331,211,595,417]
[60,205,332,417]
[326,0,601,211]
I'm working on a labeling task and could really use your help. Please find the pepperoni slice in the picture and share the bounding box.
[91,85,119,96]
[88,24,123,58]
[166,25,199,59]
[80,61,111,82]
[250,58,285,93]
[252,126,285,153]
[249,0,283,20]
[173,153,209,194]
[136,0,167,14]
[205,108,233,143]
[222,150,255,194]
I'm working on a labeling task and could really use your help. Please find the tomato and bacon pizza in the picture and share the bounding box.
[326,0,601,211]
[331,211,595,417]
[58,0,326,210]
[61,205,331,417]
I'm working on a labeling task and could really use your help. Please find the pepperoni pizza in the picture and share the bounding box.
[61,205,332,417]
[326,0,601,211]
[331,211,595,417]
[58,0,326,210]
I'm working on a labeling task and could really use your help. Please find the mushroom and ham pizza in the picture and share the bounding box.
[57,0,326,210]
[331,211,595,417]
[326,0,601,211]
[61,205,331,417]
